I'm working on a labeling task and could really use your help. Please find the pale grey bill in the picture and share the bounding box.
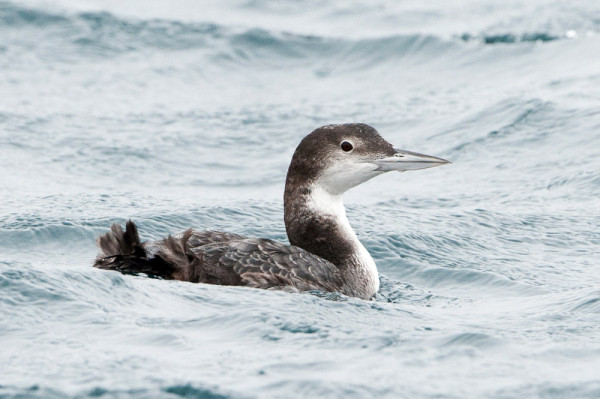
[373,148,451,172]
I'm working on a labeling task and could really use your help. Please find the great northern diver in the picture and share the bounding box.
[94,123,449,299]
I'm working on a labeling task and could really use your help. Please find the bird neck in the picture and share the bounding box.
[283,181,379,298]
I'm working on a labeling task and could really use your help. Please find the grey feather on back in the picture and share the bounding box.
[191,237,344,292]
[104,226,346,294]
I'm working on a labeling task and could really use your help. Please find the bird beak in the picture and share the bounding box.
[373,148,451,172]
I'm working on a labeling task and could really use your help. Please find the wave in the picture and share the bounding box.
[0,1,69,27]
[0,1,223,55]
[460,32,561,44]
[0,384,232,399]
[0,1,570,65]
[446,99,554,154]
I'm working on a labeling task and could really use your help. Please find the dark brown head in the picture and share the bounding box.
[285,123,449,195]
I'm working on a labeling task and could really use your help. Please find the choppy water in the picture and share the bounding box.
[1,0,600,397]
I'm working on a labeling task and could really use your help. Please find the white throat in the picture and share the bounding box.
[307,184,380,295]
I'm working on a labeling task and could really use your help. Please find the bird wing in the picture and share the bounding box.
[190,237,345,292]
[186,230,246,248]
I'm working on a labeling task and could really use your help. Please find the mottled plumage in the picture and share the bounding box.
[95,222,345,293]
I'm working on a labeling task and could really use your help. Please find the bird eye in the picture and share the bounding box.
[340,141,353,152]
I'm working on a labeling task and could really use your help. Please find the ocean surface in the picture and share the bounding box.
[1,0,599,397]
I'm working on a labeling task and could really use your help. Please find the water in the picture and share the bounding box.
[1,0,599,397]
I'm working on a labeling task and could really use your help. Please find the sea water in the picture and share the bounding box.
[1,0,599,397]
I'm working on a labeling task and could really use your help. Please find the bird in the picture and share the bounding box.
[93,123,449,300]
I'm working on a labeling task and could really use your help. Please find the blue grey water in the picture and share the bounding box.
[1,0,599,397]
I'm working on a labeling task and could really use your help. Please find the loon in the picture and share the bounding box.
[94,123,449,299]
